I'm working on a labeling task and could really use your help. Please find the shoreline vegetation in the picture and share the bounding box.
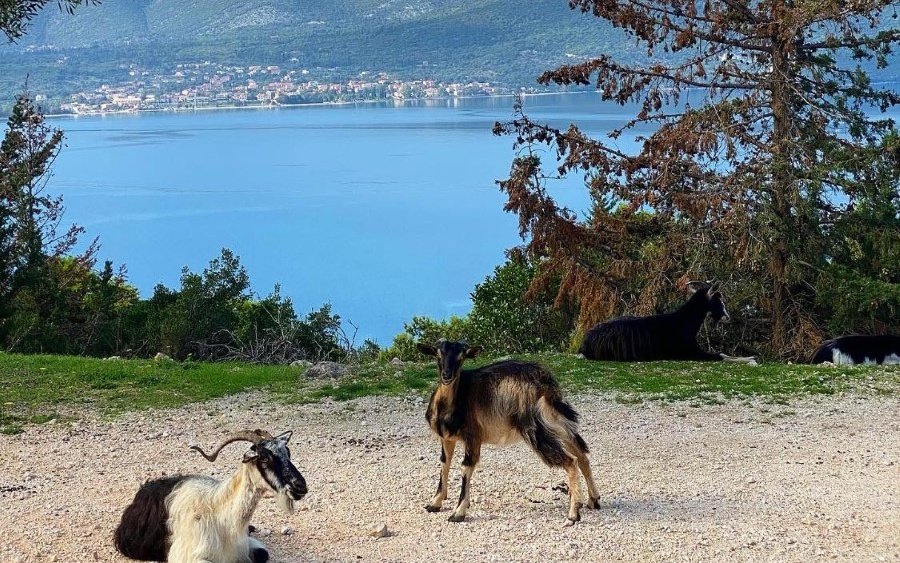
[45,89,589,119]
[1,350,897,435]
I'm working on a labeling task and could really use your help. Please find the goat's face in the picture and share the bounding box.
[706,290,730,324]
[417,340,483,385]
[688,281,730,324]
[243,431,308,513]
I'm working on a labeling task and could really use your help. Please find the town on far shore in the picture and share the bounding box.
[50,60,528,115]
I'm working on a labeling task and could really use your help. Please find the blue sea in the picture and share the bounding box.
[47,93,633,343]
[47,92,897,344]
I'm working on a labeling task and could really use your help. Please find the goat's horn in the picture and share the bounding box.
[190,429,271,462]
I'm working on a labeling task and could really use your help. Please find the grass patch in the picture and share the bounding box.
[0,353,299,426]
[518,353,900,402]
[0,352,897,433]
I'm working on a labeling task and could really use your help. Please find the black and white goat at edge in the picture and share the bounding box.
[810,334,900,365]
[420,340,602,525]
[579,280,757,364]
[114,429,307,563]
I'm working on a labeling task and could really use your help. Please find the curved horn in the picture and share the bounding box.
[190,429,272,462]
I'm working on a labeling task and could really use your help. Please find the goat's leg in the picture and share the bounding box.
[448,441,481,523]
[168,533,214,563]
[425,439,456,512]
[721,354,758,365]
[563,460,582,525]
[685,348,728,361]
[576,450,602,509]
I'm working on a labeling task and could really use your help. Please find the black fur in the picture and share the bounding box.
[580,287,726,362]
[553,398,580,424]
[524,414,570,466]
[810,335,900,365]
[250,547,270,563]
[114,475,190,561]
[573,432,589,454]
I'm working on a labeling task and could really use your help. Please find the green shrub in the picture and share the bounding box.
[467,257,572,354]
[816,265,900,335]
[379,315,471,361]
[382,257,575,358]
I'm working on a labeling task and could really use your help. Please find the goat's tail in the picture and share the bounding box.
[523,395,589,466]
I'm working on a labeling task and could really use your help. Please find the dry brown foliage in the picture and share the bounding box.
[494,0,899,358]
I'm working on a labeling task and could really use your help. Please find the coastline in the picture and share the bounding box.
[46,89,595,119]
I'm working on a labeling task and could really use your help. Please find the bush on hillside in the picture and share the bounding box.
[468,257,572,353]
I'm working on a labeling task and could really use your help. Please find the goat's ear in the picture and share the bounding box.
[686,281,709,295]
[416,343,437,356]
[242,447,258,463]
[275,430,292,444]
[464,345,483,359]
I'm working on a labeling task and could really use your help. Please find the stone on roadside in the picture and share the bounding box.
[305,361,350,379]
[368,523,389,539]
[290,359,313,368]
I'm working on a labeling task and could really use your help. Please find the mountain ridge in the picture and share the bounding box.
[1,1,896,112]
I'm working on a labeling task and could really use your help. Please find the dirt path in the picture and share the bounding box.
[1,392,898,562]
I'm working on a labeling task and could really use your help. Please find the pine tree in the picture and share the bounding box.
[0,91,96,347]
[494,1,899,358]
[0,0,98,41]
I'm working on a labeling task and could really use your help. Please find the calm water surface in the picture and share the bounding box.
[49,93,641,343]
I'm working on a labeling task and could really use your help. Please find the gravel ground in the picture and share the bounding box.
[1,392,898,562]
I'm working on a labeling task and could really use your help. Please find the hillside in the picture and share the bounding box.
[1,1,896,112]
[0,0,631,109]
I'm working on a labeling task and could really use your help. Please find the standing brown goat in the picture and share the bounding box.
[419,340,601,524]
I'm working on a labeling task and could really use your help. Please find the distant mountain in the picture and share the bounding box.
[1,1,895,111]
[6,0,627,76]
[1,0,637,108]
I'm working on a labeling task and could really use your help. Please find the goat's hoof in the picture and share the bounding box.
[248,524,257,533]
[424,504,441,513]
[563,517,579,527]
[586,498,602,510]
[250,547,269,563]
[447,513,466,523]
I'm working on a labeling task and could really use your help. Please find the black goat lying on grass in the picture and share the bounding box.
[810,335,900,365]
[579,281,756,364]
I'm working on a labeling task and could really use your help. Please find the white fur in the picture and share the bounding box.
[164,464,278,563]
[831,350,899,366]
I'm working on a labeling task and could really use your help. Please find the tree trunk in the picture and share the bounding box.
[768,2,794,356]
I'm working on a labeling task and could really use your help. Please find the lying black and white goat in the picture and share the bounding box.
[420,340,601,525]
[810,335,900,365]
[114,429,307,563]
[579,281,756,363]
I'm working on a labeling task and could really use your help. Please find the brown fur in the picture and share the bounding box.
[419,341,601,524]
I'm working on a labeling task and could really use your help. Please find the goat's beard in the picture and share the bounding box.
[276,489,296,515]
